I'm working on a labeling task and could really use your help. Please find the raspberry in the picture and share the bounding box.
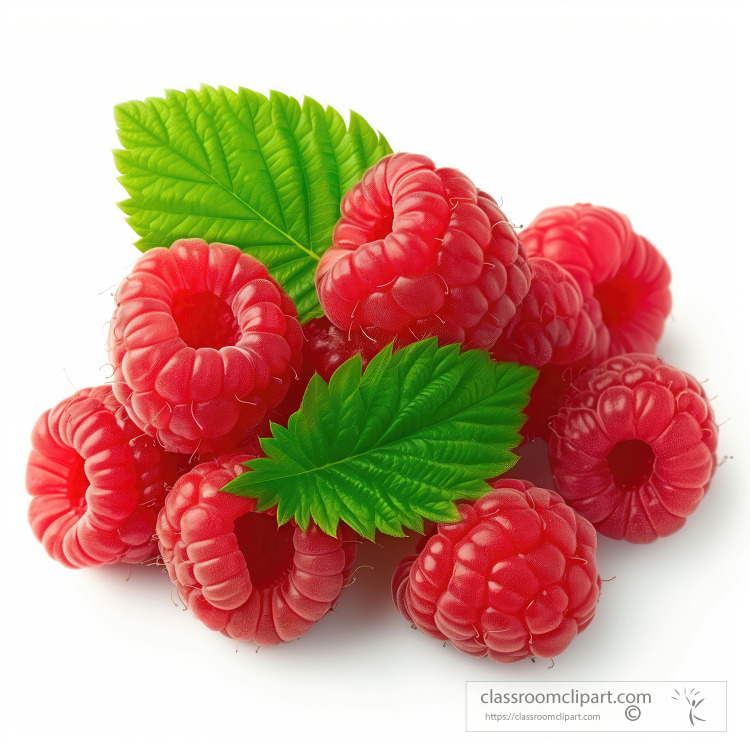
[108,239,303,455]
[156,453,358,644]
[271,316,380,426]
[548,353,719,543]
[492,257,596,369]
[392,479,600,662]
[26,385,173,568]
[521,203,671,358]
[316,153,531,351]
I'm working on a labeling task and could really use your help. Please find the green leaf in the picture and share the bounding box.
[222,340,539,539]
[114,86,392,323]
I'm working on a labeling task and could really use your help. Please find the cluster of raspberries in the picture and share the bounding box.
[25,152,719,663]
[27,239,355,643]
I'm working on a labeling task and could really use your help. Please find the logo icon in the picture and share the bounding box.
[672,687,705,726]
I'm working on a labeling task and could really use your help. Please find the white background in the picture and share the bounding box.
[1,1,748,749]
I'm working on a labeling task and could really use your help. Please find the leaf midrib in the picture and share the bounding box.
[118,105,321,263]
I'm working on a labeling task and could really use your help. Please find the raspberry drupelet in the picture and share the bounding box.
[316,153,531,351]
[548,353,719,542]
[392,479,600,662]
[108,239,303,455]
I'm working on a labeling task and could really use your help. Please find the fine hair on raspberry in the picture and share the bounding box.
[108,239,303,455]
[549,353,719,543]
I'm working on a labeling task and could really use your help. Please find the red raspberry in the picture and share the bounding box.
[108,239,303,455]
[492,257,596,369]
[316,153,531,351]
[392,479,600,662]
[271,316,380,426]
[156,453,358,644]
[521,203,672,359]
[26,385,173,568]
[549,354,719,543]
